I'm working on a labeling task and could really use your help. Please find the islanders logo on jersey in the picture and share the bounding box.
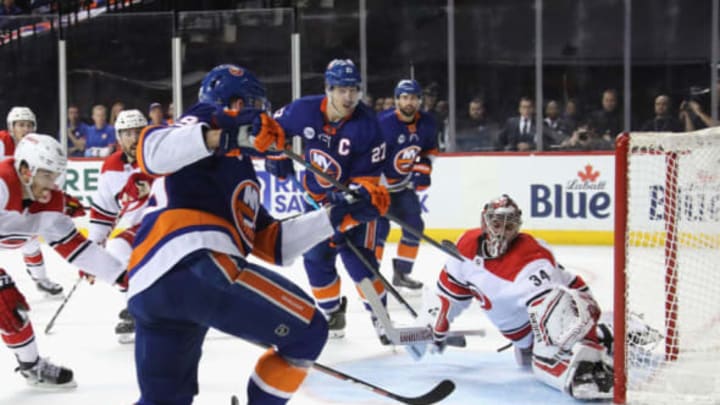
[231,180,261,248]
[308,149,342,188]
[393,145,422,175]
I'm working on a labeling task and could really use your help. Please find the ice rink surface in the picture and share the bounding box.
[0,242,614,404]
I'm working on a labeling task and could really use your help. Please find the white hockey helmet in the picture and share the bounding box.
[481,194,522,258]
[114,109,148,131]
[14,133,68,177]
[6,107,37,135]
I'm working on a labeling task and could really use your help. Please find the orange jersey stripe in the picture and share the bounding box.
[397,243,419,261]
[311,278,341,301]
[254,349,309,394]
[128,209,245,273]
[236,269,315,324]
[252,222,280,264]
[136,124,164,176]
[209,252,241,282]
[355,278,385,300]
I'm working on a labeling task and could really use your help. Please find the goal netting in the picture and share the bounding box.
[614,129,720,404]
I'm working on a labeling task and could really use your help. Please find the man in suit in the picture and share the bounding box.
[499,97,536,151]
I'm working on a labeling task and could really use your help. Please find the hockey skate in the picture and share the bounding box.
[16,357,76,389]
[118,307,132,322]
[371,316,391,346]
[392,271,423,291]
[567,360,613,400]
[326,296,347,339]
[35,278,64,298]
[391,259,423,292]
[115,317,135,344]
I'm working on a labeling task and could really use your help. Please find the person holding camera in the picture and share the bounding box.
[558,123,613,151]
[679,98,717,131]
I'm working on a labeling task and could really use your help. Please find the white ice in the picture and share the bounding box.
[0,243,614,404]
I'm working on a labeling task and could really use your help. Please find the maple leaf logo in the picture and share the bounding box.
[578,164,600,182]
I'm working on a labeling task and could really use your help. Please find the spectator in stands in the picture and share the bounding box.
[679,96,718,131]
[640,94,684,132]
[435,100,449,122]
[148,102,168,126]
[66,104,86,157]
[543,100,571,147]
[589,89,622,137]
[363,94,374,108]
[499,97,536,151]
[0,0,23,15]
[374,97,385,113]
[83,104,115,157]
[456,97,499,151]
[562,98,581,133]
[558,122,613,151]
[109,100,124,127]
[166,102,175,125]
[421,82,440,114]
[382,96,394,111]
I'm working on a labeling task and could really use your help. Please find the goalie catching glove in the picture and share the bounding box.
[328,180,390,232]
[0,269,30,333]
[213,108,286,154]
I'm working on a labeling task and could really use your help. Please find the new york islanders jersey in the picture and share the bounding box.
[127,102,336,298]
[376,109,438,189]
[436,229,588,348]
[88,150,145,243]
[0,130,16,157]
[0,158,124,284]
[274,96,386,201]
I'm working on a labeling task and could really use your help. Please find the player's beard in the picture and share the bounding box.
[399,105,417,119]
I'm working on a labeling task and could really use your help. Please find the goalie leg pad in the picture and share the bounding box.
[527,286,600,352]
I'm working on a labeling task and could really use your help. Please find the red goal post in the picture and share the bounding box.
[614,129,720,404]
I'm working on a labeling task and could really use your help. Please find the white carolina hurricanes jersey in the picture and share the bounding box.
[0,158,124,284]
[436,228,588,349]
[88,150,146,243]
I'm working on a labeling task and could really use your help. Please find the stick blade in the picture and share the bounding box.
[401,379,456,405]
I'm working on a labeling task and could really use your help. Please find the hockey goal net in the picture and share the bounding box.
[614,129,720,404]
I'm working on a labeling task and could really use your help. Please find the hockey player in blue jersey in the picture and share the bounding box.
[126,64,390,405]
[375,79,439,290]
[268,59,392,342]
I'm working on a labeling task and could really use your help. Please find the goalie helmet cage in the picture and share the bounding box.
[614,130,720,404]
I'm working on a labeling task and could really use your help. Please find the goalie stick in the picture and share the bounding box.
[44,276,83,334]
[358,278,484,347]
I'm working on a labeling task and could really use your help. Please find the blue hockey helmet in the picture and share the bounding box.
[394,79,422,99]
[198,64,267,110]
[324,59,361,89]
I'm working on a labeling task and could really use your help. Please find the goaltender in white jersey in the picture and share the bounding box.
[428,194,616,400]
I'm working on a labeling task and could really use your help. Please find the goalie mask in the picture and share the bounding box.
[481,194,522,258]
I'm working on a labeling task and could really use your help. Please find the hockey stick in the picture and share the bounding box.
[281,149,465,262]
[311,361,455,405]
[44,276,83,334]
[249,339,456,404]
[358,278,483,348]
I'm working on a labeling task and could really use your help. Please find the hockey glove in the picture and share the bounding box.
[327,180,390,232]
[0,269,30,332]
[213,108,263,153]
[63,192,86,218]
[411,156,432,192]
[120,172,154,206]
[252,113,286,153]
[264,153,295,180]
